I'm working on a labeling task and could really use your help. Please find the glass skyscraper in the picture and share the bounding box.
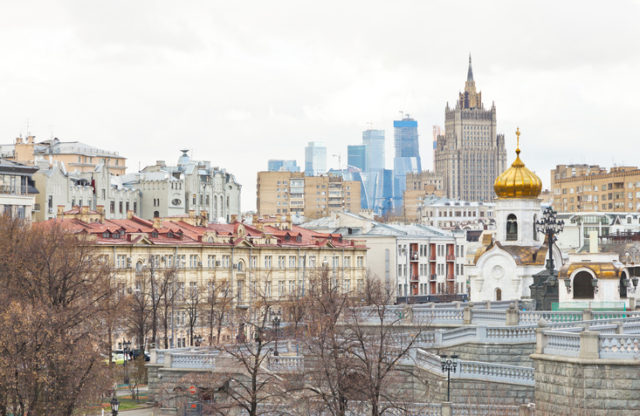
[268,159,300,172]
[347,145,366,171]
[304,141,327,176]
[362,129,385,173]
[393,115,421,210]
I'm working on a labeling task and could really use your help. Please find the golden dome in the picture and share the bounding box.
[494,128,542,199]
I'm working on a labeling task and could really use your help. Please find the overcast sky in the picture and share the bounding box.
[1,0,639,211]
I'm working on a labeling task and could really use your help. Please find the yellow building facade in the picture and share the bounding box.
[47,208,367,347]
[551,164,640,212]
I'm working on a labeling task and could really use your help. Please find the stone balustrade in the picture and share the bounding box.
[266,355,304,372]
[415,349,535,386]
[540,330,581,357]
[599,334,640,359]
[169,352,217,369]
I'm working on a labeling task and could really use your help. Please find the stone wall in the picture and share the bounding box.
[429,342,534,366]
[533,354,640,416]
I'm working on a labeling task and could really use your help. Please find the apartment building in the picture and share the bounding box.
[0,136,127,175]
[551,164,640,212]
[44,209,367,348]
[0,159,38,221]
[419,197,495,230]
[403,171,445,221]
[302,211,468,300]
[257,171,360,220]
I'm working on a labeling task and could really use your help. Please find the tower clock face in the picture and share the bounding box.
[172,198,181,206]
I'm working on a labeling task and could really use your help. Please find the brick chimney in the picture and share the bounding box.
[153,217,163,229]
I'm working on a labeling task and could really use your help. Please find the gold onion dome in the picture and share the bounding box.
[494,128,542,199]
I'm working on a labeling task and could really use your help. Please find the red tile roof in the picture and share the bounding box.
[38,216,365,249]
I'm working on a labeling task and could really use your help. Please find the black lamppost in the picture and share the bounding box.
[271,310,281,356]
[122,339,131,385]
[535,206,564,274]
[530,207,564,310]
[110,395,120,416]
[440,354,458,402]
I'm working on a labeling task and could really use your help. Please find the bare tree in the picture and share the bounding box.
[204,284,290,416]
[159,267,178,349]
[184,283,202,346]
[345,277,425,416]
[300,267,355,416]
[0,217,113,415]
[202,279,234,345]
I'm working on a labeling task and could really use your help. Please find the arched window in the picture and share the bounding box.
[506,214,518,241]
[495,288,502,301]
[153,210,160,218]
[533,214,538,241]
[573,271,595,299]
[237,261,244,272]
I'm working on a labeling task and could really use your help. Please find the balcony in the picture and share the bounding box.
[446,274,455,281]
[411,274,419,282]
[410,252,419,262]
[429,274,437,282]
[446,254,455,261]
[429,254,436,261]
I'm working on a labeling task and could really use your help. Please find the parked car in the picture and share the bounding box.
[131,349,150,362]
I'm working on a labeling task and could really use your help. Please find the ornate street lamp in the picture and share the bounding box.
[535,206,564,275]
[122,339,131,385]
[110,395,120,416]
[440,354,458,402]
[271,310,281,357]
[531,206,565,309]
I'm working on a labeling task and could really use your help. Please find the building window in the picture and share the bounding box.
[506,214,518,241]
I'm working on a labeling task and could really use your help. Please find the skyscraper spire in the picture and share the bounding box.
[467,54,474,82]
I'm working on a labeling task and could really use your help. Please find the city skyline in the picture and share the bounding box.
[0,1,638,211]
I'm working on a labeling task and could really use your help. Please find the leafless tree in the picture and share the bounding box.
[202,278,234,345]
[184,283,202,346]
[0,217,113,415]
[159,267,178,348]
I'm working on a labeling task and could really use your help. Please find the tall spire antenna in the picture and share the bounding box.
[467,54,474,82]
[515,127,521,155]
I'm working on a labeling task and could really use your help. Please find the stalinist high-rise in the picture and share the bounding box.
[435,56,506,201]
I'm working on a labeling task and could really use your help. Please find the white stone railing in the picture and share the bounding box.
[457,360,535,386]
[266,355,304,372]
[485,325,536,343]
[440,326,478,344]
[414,349,534,386]
[542,330,581,357]
[450,403,521,416]
[592,310,640,320]
[599,334,640,359]
[155,350,165,364]
[519,310,583,325]
[471,309,506,324]
[171,352,217,369]
[413,308,464,324]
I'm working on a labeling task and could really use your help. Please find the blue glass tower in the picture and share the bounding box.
[347,145,366,171]
[393,115,421,210]
[268,159,300,172]
[362,129,385,173]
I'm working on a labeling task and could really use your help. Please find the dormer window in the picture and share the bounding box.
[296,235,302,242]
[152,231,159,238]
[284,234,290,241]
[102,231,109,238]
[167,231,174,238]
